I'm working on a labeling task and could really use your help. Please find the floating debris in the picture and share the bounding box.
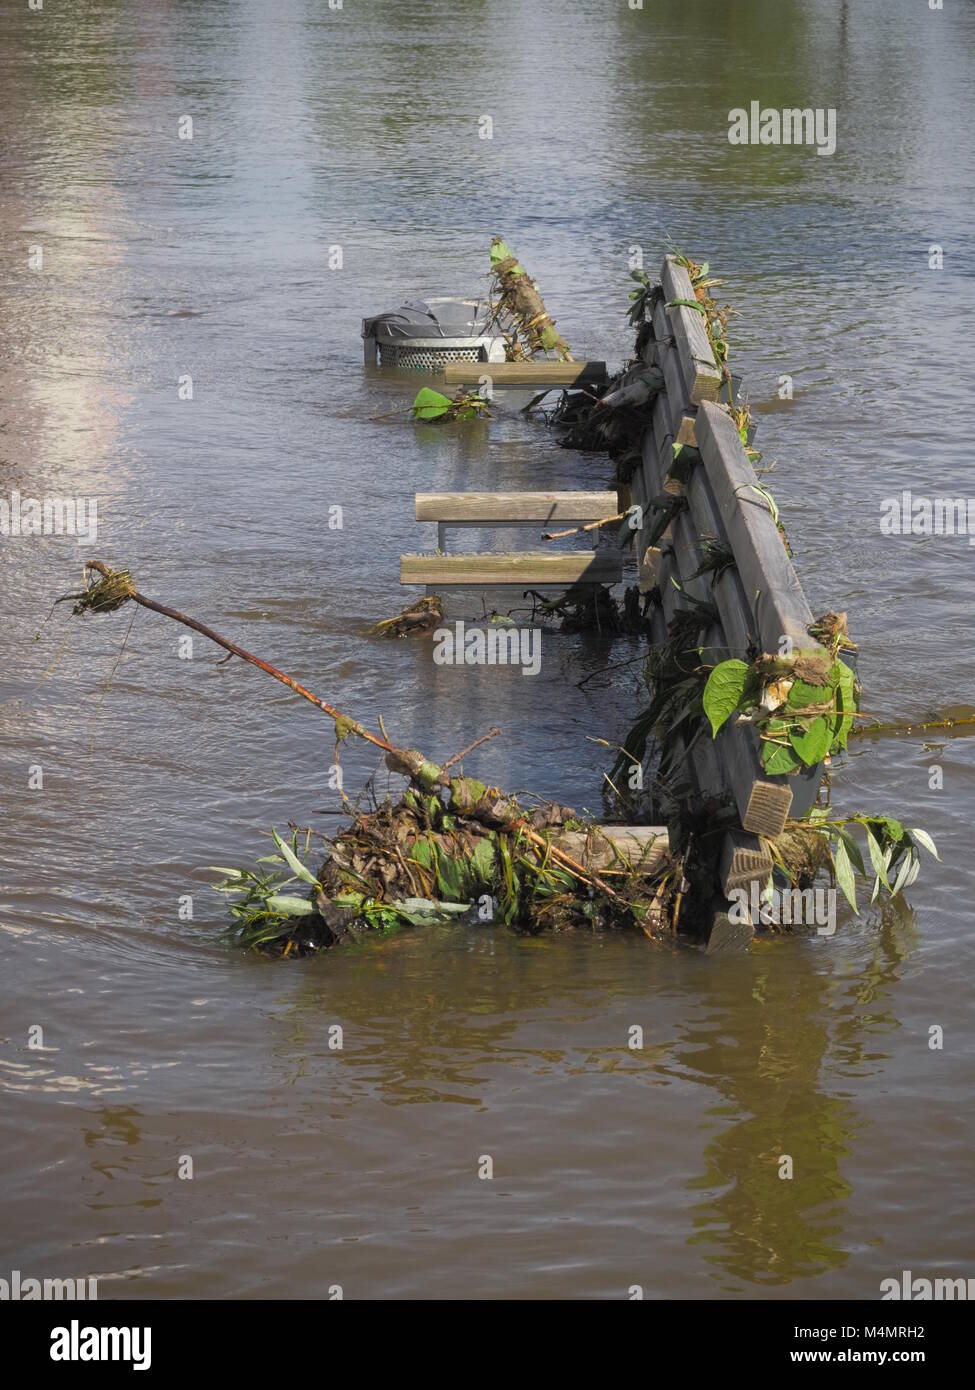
[366,595,445,639]
[488,237,573,361]
[60,560,678,955]
[411,387,490,422]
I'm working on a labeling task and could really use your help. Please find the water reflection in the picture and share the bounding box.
[683,903,917,1289]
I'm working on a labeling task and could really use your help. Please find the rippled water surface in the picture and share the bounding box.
[2,0,974,1299]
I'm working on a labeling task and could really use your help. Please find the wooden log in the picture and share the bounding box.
[443,361,607,387]
[695,401,815,654]
[400,552,623,586]
[659,256,723,403]
[415,491,617,524]
[719,829,774,897]
[554,825,669,874]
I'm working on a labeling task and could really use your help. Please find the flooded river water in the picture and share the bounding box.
[2,0,974,1298]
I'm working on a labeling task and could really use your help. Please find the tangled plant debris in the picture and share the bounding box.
[62,561,679,956]
[365,595,445,639]
[410,387,490,422]
[487,236,573,361]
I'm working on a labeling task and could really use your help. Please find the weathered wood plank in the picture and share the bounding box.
[703,900,756,956]
[646,395,752,656]
[415,491,617,524]
[646,601,711,801]
[653,549,725,800]
[659,256,723,403]
[400,552,623,585]
[645,404,794,836]
[695,401,815,654]
[715,716,793,836]
[656,536,793,833]
[443,361,607,387]
[706,906,755,954]
[650,296,698,446]
[681,455,755,656]
[628,467,659,591]
[554,825,669,874]
[720,829,774,897]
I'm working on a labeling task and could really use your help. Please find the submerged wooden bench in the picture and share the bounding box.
[443,361,608,388]
[402,490,624,587]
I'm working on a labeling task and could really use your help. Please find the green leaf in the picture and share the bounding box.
[409,838,433,870]
[832,661,857,749]
[834,825,865,875]
[879,816,905,842]
[539,325,559,350]
[702,658,750,736]
[265,894,315,917]
[391,897,472,926]
[865,826,891,891]
[762,740,802,775]
[470,836,497,886]
[833,838,858,913]
[411,387,452,421]
[432,843,466,900]
[788,715,832,766]
[908,827,940,860]
[890,851,915,897]
[750,482,779,524]
[271,827,319,885]
[787,678,835,710]
[490,240,512,264]
[667,297,707,316]
[206,866,242,878]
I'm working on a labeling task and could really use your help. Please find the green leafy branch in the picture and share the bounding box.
[627,268,653,327]
[702,651,860,776]
[799,807,940,914]
[412,387,490,422]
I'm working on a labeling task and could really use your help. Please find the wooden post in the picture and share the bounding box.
[720,829,774,897]
[659,256,723,403]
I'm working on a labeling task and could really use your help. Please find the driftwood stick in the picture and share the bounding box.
[71,562,625,903]
[542,511,626,540]
[80,561,398,757]
[850,712,975,739]
[440,727,502,775]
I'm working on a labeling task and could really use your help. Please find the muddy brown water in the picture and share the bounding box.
[1,0,974,1299]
